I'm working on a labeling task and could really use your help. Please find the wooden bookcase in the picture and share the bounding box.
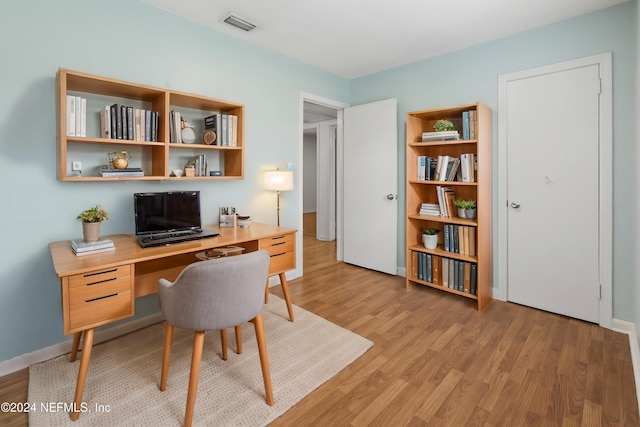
[405,103,492,310]
[56,68,244,181]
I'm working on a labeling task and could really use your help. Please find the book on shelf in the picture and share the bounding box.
[421,130,460,142]
[100,105,111,139]
[432,255,440,286]
[66,95,76,136]
[411,251,418,279]
[442,258,449,288]
[436,186,455,217]
[99,167,144,177]
[74,96,82,138]
[470,264,477,295]
[462,111,470,140]
[469,227,476,257]
[463,262,471,293]
[419,203,440,217]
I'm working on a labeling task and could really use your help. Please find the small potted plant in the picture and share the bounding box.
[464,199,477,219]
[422,227,440,250]
[77,205,108,242]
[434,119,455,132]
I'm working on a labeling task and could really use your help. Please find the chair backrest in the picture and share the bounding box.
[158,250,270,331]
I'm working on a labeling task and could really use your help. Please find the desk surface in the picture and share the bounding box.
[50,222,297,278]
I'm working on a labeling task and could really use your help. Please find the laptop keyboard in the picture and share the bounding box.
[139,231,204,247]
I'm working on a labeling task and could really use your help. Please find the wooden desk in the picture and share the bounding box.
[49,222,296,421]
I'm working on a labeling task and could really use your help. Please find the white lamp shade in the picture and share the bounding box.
[264,170,294,191]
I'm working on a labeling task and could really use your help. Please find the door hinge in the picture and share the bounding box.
[598,284,602,300]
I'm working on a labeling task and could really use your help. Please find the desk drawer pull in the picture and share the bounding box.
[271,235,286,241]
[271,252,287,258]
[272,242,286,247]
[84,268,118,278]
[86,293,118,303]
[87,277,117,286]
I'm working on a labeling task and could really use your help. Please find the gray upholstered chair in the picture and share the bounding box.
[158,250,274,427]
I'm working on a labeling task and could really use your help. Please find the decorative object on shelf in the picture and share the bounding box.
[454,199,476,219]
[464,199,477,219]
[264,169,294,226]
[107,151,131,169]
[237,215,251,228]
[180,118,196,144]
[171,169,183,177]
[422,228,440,250]
[219,207,237,228]
[434,119,455,132]
[202,129,217,145]
[76,205,108,242]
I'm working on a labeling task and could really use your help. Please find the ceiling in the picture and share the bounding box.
[141,0,626,79]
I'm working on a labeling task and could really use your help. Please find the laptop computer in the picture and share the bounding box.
[134,191,219,248]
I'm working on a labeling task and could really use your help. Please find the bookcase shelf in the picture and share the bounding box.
[405,103,492,310]
[56,68,244,181]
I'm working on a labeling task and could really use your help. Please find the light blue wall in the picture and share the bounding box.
[0,0,349,362]
[350,2,637,321]
[0,0,636,365]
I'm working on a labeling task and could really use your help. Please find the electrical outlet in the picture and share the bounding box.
[72,161,82,171]
[287,163,295,169]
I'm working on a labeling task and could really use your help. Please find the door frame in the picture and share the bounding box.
[497,53,613,328]
[299,92,349,263]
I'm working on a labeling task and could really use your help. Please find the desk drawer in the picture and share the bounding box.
[259,234,295,255]
[68,291,133,332]
[259,234,295,274]
[66,265,133,332]
[69,265,131,288]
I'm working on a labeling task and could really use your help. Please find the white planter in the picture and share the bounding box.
[422,234,438,250]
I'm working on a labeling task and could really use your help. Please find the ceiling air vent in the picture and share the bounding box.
[222,13,256,32]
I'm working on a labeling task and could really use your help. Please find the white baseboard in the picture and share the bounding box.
[611,318,640,413]
[0,313,164,377]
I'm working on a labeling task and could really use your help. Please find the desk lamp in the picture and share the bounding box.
[264,169,294,226]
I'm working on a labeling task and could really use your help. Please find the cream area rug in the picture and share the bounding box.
[29,296,373,426]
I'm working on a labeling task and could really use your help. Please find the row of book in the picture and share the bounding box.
[416,153,475,182]
[443,224,476,256]
[205,113,238,147]
[412,252,478,294]
[191,155,208,177]
[100,105,159,142]
[71,238,115,257]
[169,111,190,143]
[66,95,86,137]
[462,110,477,140]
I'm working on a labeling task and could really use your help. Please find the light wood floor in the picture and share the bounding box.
[2,233,638,426]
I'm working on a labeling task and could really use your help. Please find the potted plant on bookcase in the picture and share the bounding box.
[77,205,108,242]
[422,228,440,250]
[464,199,477,219]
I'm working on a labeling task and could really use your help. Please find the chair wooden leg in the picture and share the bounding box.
[70,331,82,362]
[279,272,295,322]
[264,278,270,303]
[235,325,243,354]
[220,329,228,361]
[251,313,274,406]
[160,322,174,391]
[184,331,205,427]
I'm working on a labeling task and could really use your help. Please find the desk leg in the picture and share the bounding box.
[279,273,294,322]
[70,331,82,362]
[264,279,270,304]
[70,327,94,421]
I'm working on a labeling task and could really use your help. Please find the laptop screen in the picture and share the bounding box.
[134,191,203,235]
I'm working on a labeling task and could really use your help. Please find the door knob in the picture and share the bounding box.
[386,194,396,200]
[511,201,520,209]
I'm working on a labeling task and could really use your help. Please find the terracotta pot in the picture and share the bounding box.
[82,222,101,242]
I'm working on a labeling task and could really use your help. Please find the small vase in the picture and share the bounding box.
[465,208,477,219]
[457,207,466,218]
[82,222,101,242]
[422,234,438,250]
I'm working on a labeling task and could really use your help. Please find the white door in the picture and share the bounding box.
[505,64,603,323]
[343,98,398,275]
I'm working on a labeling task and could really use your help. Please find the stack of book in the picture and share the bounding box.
[71,238,115,256]
[99,167,144,177]
[419,203,441,217]
[421,130,460,142]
